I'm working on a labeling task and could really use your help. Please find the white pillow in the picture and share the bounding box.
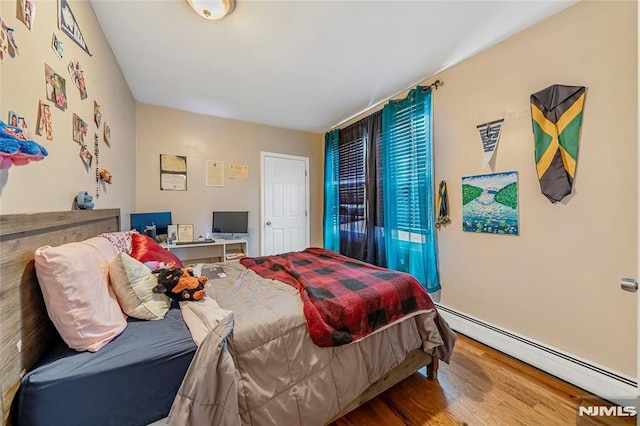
[109,252,171,320]
[34,237,127,352]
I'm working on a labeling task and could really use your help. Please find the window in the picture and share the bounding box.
[324,112,383,264]
[385,102,429,242]
[338,133,366,229]
[323,90,439,294]
[337,121,368,259]
[381,87,439,292]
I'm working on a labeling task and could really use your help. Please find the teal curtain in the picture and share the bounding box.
[381,87,440,293]
[323,129,340,251]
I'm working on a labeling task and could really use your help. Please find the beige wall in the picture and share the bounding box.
[0,0,136,227]
[434,1,636,376]
[338,1,637,376]
[135,103,324,256]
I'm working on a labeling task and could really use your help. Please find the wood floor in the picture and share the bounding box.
[331,334,635,426]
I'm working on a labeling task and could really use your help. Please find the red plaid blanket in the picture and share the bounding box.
[240,248,437,347]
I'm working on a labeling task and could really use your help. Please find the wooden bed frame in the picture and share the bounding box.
[0,208,438,425]
[0,209,121,424]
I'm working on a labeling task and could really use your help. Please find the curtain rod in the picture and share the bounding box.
[329,79,442,131]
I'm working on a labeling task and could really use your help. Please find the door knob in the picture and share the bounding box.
[266,221,272,226]
[621,278,638,293]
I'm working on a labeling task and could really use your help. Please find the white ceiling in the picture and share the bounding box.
[91,0,579,133]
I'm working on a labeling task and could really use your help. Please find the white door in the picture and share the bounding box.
[261,152,309,255]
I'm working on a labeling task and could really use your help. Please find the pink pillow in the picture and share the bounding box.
[130,233,183,268]
[34,237,127,352]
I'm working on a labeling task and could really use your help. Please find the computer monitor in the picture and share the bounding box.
[130,212,172,237]
[212,211,248,237]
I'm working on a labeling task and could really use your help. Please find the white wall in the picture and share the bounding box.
[0,0,136,228]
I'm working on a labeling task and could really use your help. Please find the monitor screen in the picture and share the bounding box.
[212,211,248,235]
[130,211,172,235]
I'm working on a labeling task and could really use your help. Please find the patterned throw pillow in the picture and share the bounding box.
[100,230,138,254]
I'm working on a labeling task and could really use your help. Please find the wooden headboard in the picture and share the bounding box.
[0,209,120,424]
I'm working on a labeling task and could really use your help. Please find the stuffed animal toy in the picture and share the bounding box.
[152,267,207,301]
[0,120,48,169]
[75,191,94,210]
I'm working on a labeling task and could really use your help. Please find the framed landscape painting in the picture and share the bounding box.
[462,171,519,235]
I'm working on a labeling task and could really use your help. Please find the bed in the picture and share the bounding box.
[16,304,196,426]
[0,209,455,425]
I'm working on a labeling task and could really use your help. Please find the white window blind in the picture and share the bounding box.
[386,100,429,236]
[338,134,366,225]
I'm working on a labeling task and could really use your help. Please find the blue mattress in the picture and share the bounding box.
[16,303,196,426]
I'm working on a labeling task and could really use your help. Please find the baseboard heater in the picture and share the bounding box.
[436,303,637,406]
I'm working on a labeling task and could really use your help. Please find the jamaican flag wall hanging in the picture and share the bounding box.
[530,84,585,203]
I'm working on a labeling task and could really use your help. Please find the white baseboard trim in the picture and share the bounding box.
[436,303,637,406]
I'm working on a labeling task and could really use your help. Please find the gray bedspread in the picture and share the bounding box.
[168,262,456,426]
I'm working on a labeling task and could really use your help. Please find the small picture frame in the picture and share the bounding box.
[160,173,187,191]
[79,144,93,168]
[177,224,194,243]
[160,154,187,191]
[160,154,187,173]
[52,72,67,110]
[67,59,87,100]
[52,33,64,60]
[37,101,53,140]
[167,224,178,242]
[7,110,18,127]
[72,113,88,144]
[20,0,36,31]
[45,64,56,103]
[104,123,111,144]
[94,101,101,127]
[17,116,30,139]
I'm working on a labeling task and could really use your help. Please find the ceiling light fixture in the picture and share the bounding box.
[186,0,235,20]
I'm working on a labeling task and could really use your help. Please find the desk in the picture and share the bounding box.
[161,239,248,264]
